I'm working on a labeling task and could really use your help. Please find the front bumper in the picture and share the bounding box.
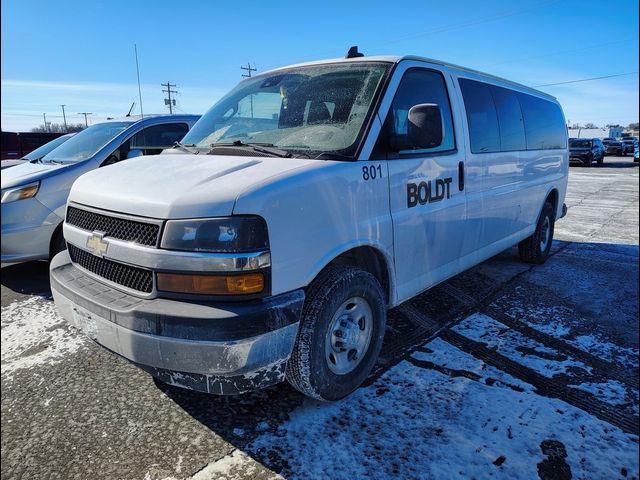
[50,251,305,394]
[569,154,592,165]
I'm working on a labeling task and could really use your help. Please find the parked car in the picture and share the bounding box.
[602,138,624,156]
[1,114,199,262]
[1,133,75,170]
[634,143,639,162]
[50,52,568,400]
[620,138,637,155]
[569,138,604,167]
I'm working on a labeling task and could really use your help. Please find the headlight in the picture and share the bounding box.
[161,216,268,253]
[1,181,40,203]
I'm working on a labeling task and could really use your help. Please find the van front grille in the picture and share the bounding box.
[68,244,153,293]
[66,206,160,247]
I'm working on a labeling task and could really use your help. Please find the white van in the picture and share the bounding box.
[51,51,568,400]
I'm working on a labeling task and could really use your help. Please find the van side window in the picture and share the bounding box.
[386,69,456,155]
[490,85,526,151]
[458,78,500,153]
[517,93,566,150]
[130,123,189,154]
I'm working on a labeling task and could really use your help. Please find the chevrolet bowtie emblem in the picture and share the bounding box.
[86,232,109,257]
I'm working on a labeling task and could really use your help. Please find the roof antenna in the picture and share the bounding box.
[126,101,136,117]
[345,46,364,59]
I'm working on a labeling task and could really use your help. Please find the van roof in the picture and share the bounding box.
[258,55,557,101]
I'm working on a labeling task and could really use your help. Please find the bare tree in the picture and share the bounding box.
[627,122,639,130]
[583,123,598,129]
[31,123,85,133]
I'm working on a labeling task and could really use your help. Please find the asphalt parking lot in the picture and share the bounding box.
[1,157,639,480]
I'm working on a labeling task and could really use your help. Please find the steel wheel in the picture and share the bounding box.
[540,215,551,252]
[324,296,373,375]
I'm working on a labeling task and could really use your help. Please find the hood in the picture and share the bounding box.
[1,159,28,170]
[69,153,321,219]
[0,161,69,188]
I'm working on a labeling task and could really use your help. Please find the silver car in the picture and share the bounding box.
[1,114,199,262]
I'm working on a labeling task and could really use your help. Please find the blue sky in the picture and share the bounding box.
[1,0,638,131]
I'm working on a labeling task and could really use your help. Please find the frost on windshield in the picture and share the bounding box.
[182,63,390,158]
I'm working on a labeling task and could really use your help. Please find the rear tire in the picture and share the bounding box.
[286,266,386,401]
[518,201,555,264]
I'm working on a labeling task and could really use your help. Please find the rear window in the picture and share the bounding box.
[569,139,592,148]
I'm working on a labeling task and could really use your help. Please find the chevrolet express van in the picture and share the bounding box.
[1,115,199,262]
[51,51,568,400]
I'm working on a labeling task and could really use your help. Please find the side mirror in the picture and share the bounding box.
[391,103,443,151]
[126,149,143,159]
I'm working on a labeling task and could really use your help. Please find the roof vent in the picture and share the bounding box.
[345,46,364,59]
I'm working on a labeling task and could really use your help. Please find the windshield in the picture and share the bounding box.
[569,139,592,148]
[22,134,72,161]
[42,122,131,164]
[181,62,391,158]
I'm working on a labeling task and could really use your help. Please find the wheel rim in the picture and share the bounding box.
[540,216,551,251]
[324,296,373,375]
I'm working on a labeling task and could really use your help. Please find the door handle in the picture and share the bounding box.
[458,161,465,191]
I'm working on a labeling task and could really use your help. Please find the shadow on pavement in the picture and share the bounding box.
[1,261,52,301]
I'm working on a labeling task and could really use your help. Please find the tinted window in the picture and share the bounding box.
[517,93,566,150]
[387,69,455,154]
[490,85,526,151]
[459,78,500,153]
[130,123,189,149]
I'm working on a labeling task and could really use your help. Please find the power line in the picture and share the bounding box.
[161,81,178,114]
[533,72,638,88]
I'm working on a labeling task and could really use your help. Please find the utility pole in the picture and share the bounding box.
[43,113,50,132]
[161,82,177,114]
[60,105,68,132]
[134,44,144,119]
[240,63,257,117]
[77,112,93,127]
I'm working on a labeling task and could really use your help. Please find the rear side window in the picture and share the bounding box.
[490,85,526,151]
[387,68,456,154]
[517,94,566,150]
[460,78,566,152]
[130,123,189,150]
[458,78,500,153]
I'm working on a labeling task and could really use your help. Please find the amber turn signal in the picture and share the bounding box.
[157,272,264,295]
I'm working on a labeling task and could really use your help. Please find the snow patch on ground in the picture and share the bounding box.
[452,313,593,378]
[571,334,639,368]
[248,339,639,480]
[571,380,639,414]
[1,297,86,379]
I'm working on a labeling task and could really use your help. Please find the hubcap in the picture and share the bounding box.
[540,216,551,251]
[324,296,373,375]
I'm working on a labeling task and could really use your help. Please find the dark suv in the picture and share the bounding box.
[569,138,605,167]
[620,138,637,155]
[602,138,624,156]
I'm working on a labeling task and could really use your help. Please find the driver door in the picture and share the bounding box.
[379,66,468,302]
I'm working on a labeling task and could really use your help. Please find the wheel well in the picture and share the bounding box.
[49,223,64,259]
[546,189,559,214]
[326,246,391,304]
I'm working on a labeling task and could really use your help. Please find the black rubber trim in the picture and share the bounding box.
[50,251,304,342]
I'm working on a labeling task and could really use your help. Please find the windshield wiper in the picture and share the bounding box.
[46,159,64,164]
[173,141,200,154]
[209,140,292,158]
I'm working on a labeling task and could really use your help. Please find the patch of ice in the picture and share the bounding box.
[248,339,639,480]
[189,449,283,480]
[453,313,592,378]
[1,297,87,379]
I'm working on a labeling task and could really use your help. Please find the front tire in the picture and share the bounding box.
[49,227,67,260]
[286,266,386,401]
[518,201,555,264]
